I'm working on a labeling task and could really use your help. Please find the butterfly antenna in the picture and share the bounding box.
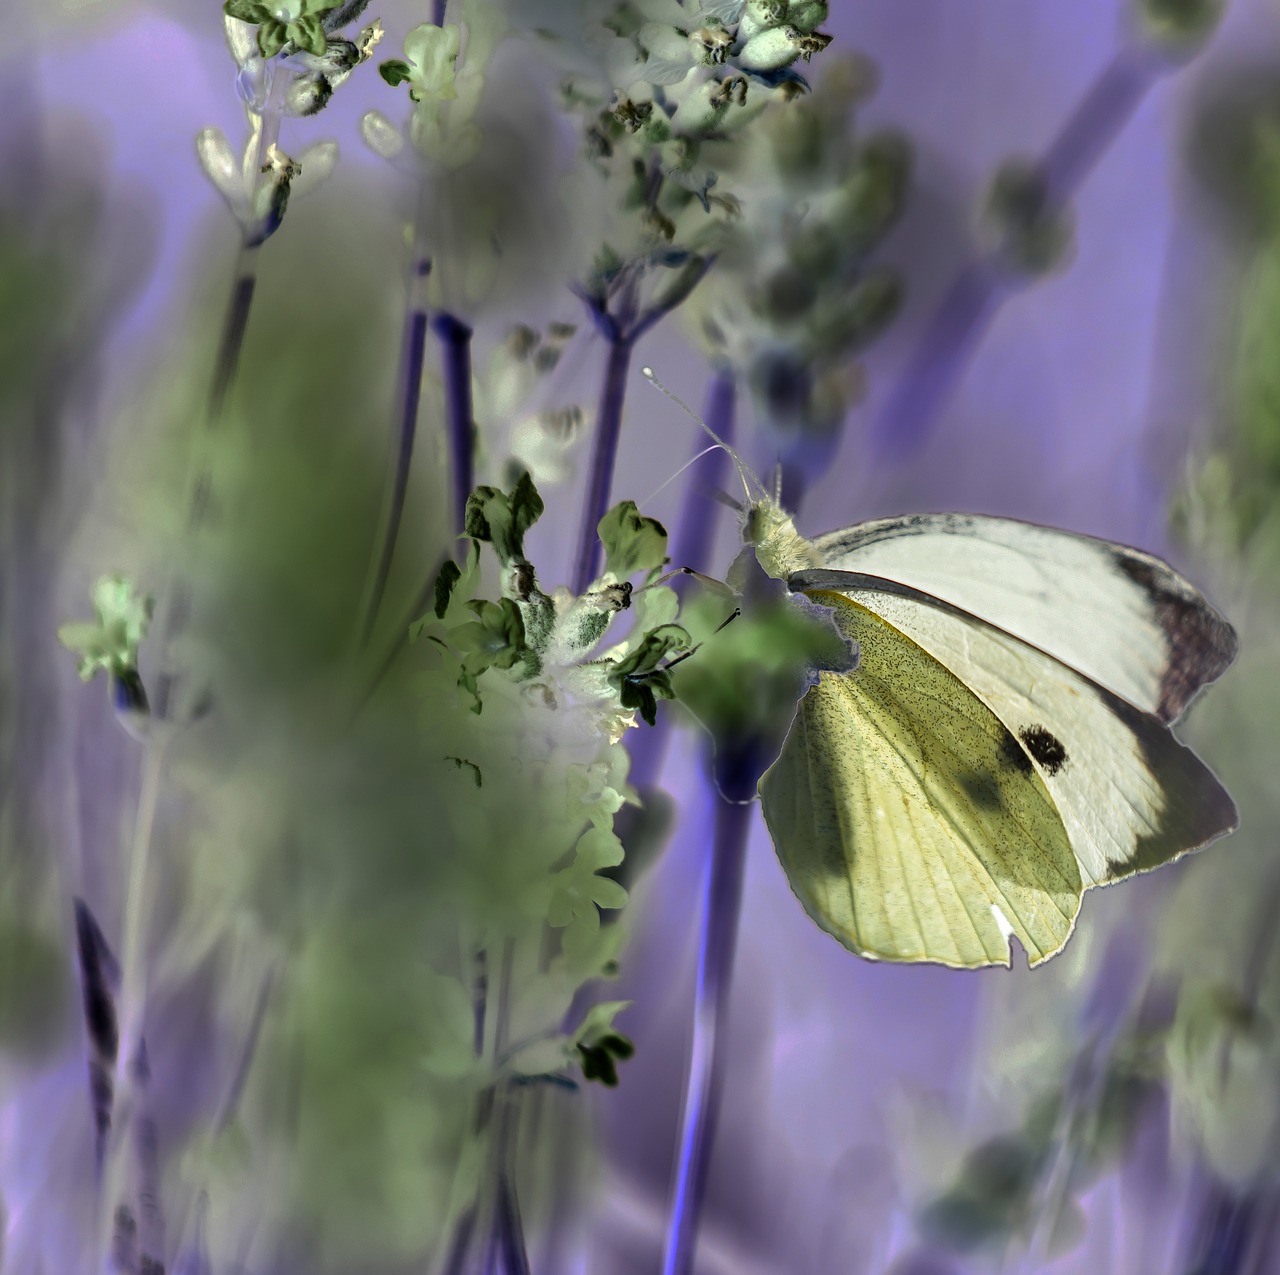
[641,366,764,504]
[639,445,728,509]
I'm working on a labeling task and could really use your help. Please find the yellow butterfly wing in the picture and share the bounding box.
[759,591,1083,968]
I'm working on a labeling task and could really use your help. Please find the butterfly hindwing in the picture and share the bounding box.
[812,513,1237,722]
[758,592,1083,969]
[815,584,1239,890]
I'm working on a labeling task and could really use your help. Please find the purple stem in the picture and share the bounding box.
[433,312,476,536]
[358,255,431,646]
[432,0,447,25]
[661,790,755,1275]
[871,261,1002,462]
[496,1174,532,1275]
[872,42,1164,462]
[572,333,635,594]
[205,265,257,436]
[1040,46,1158,207]
[153,250,262,720]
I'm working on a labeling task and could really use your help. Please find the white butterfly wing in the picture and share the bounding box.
[812,513,1237,723]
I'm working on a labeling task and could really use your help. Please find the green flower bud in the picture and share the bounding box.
[690,24,734,67]
[982,158,1074,276]
[735,25,804,73]
[1136,0,1225,49]
[807,268,904,355]
[739,0,789,41]
[787,0,829,34]
[827,131,912,260]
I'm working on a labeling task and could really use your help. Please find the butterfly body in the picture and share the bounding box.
[745,500,1238,968]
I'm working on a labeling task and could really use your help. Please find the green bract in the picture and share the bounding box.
[464,471,544,565]
[598,500,669,578]
[57,574,153,682]
[223,0,341,58]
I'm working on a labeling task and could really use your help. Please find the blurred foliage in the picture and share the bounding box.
[680,52,909,480]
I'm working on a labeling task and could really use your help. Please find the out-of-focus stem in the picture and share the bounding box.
[873,42,1164,461]
[432,0,447,25]
[1039,46,1157,206]
[572,334,635,594]
[661,789,754,1275]
[97,69,290,1267]
[154,64,287,720]
[356,183,433,648]
[433,312,476,535]
[872,262,1001,463]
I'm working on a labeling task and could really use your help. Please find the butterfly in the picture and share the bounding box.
[743,497,1238,969]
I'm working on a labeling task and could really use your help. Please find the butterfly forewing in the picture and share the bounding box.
[812,513,1237,722]
[759,592,1083,969]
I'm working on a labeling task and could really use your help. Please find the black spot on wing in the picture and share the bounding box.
[1112,552,1238,722]
[1000,729,1035,774]
[1018,725,1067,776]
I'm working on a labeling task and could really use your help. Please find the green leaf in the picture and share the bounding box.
[257,19,287,57]
[224,0,268,21]
[599,501,668,578]
[379,58,413,87]
[433,559,462,618]
[464,474,544,565]
[609,624,690,725]
[291,16,328,56]
[455,598,527,673]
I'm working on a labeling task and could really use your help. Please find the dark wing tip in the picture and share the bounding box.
[1111,551,1239,722]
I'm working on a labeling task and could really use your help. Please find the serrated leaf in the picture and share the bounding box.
[599,501,668,578]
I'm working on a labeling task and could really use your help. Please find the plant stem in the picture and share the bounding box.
[661,789,754,1275]
[356,183,433,648]
[572,334,634,594]
[434,312,476,535]
[871,261,1001,462]
[1039,46,1156,207]
[154,65,287,720]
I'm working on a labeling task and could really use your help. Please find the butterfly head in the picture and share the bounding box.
[744,494,823,582]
